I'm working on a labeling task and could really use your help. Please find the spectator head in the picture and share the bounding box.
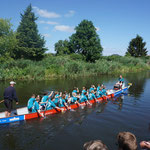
[83,140,108,150]
[83,87,86,90]
[117,132,137,150]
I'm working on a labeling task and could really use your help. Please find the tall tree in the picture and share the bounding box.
[0,18,17,57]
[69,20,103,62]
[55,40,70,55]
[126,35,147,57]
[16,4,47,60]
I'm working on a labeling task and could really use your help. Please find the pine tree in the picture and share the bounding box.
[69,20,103,62]
[126,35,147,57]
[16,4,47,60]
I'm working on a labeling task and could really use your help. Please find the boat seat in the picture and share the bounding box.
[16,107,29,115]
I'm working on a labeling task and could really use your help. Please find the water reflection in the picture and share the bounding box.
[126,71,150,98]
[110,94,124,110]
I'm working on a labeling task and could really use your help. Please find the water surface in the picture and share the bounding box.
[0,72,150,150]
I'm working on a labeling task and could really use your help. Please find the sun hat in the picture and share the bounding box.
[10,81,16,85]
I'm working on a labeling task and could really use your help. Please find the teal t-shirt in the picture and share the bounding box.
[79,94,88,103]
[97,86,100,91]
[46,99,56,110]
[71,97,77,103]
[41,95,49,106]
[89,87,94,93]
[32,101,39,113]
[82,90,87,94]
[102,89,107,96]
[96,90,103,98]
[88,93,96,100]
[54,94,60,104]
[27,98,36,109]
[58,98,66,107]
[119,78,124,82]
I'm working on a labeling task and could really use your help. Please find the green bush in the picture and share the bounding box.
[0,54,149,80]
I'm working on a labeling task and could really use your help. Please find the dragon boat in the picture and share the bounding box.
[0,84,132,125]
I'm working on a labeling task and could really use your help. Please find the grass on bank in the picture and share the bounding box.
[0,54,150,80]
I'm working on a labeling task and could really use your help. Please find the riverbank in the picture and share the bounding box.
[0,54,150,80]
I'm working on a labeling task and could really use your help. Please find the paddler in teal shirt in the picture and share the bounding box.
[32,95,44,117]
[118,75,124,88]
[40,91,54,110]
[27,94,36,112]
[58,94,70,110]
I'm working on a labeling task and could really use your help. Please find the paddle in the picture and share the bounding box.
[0,100,4,104]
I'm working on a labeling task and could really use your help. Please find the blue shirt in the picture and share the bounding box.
[27,98,36,109]
[41,95,49,106]
[96,90,103,98]
[102,89,107,96]
[46,99,56,110]
[54,94,60,104]
[79,94,88,103]
[97,86,100,91]
[82,90,87,94]
[119,78,124,83]
[72,90,77,96]
[88,93,96,100]
[65,94,69,101]
[58,98,66,107]
[89,87,94,93]
[71,97,77,103]
[32,101,39,113]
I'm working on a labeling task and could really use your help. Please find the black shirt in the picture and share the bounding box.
[4,86,18,102]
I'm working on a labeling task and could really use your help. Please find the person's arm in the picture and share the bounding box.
[75,100,81,106]
[85,96,92,105]
[93,94,98,102]
[64,102,70,110]
[13,88,19,104]
[48,91,54,98]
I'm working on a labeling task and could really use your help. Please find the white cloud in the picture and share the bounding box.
[64,10,75,17]
[42,33,51,38]
[54,25,75,32]
[33,6,61,18]
[38,20,58,25]
[95,27,100,31]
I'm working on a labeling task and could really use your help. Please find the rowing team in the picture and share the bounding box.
[27,84,107,116]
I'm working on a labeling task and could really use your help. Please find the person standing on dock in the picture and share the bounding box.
[3,81,19,117]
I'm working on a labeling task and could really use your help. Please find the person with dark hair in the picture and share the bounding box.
[72,87,79,96]
[117,132,137,150]
[140,141,150,149]
[88,90,98,102]
[3,81,19,117]
[58,94,70,110]
[82,87,87,94]
[32,95,44,117]
[79,91,91,105]
[53,91,62,106]
[27,94,36,113]
[83,140,108,150]
[89,85,96,93]
[40,91,54,110]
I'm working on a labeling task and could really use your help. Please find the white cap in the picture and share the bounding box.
[10,81,16,85]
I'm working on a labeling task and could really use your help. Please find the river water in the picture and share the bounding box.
[0,72,150,150]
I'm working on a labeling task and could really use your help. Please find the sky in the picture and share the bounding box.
[0,0,150,56]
